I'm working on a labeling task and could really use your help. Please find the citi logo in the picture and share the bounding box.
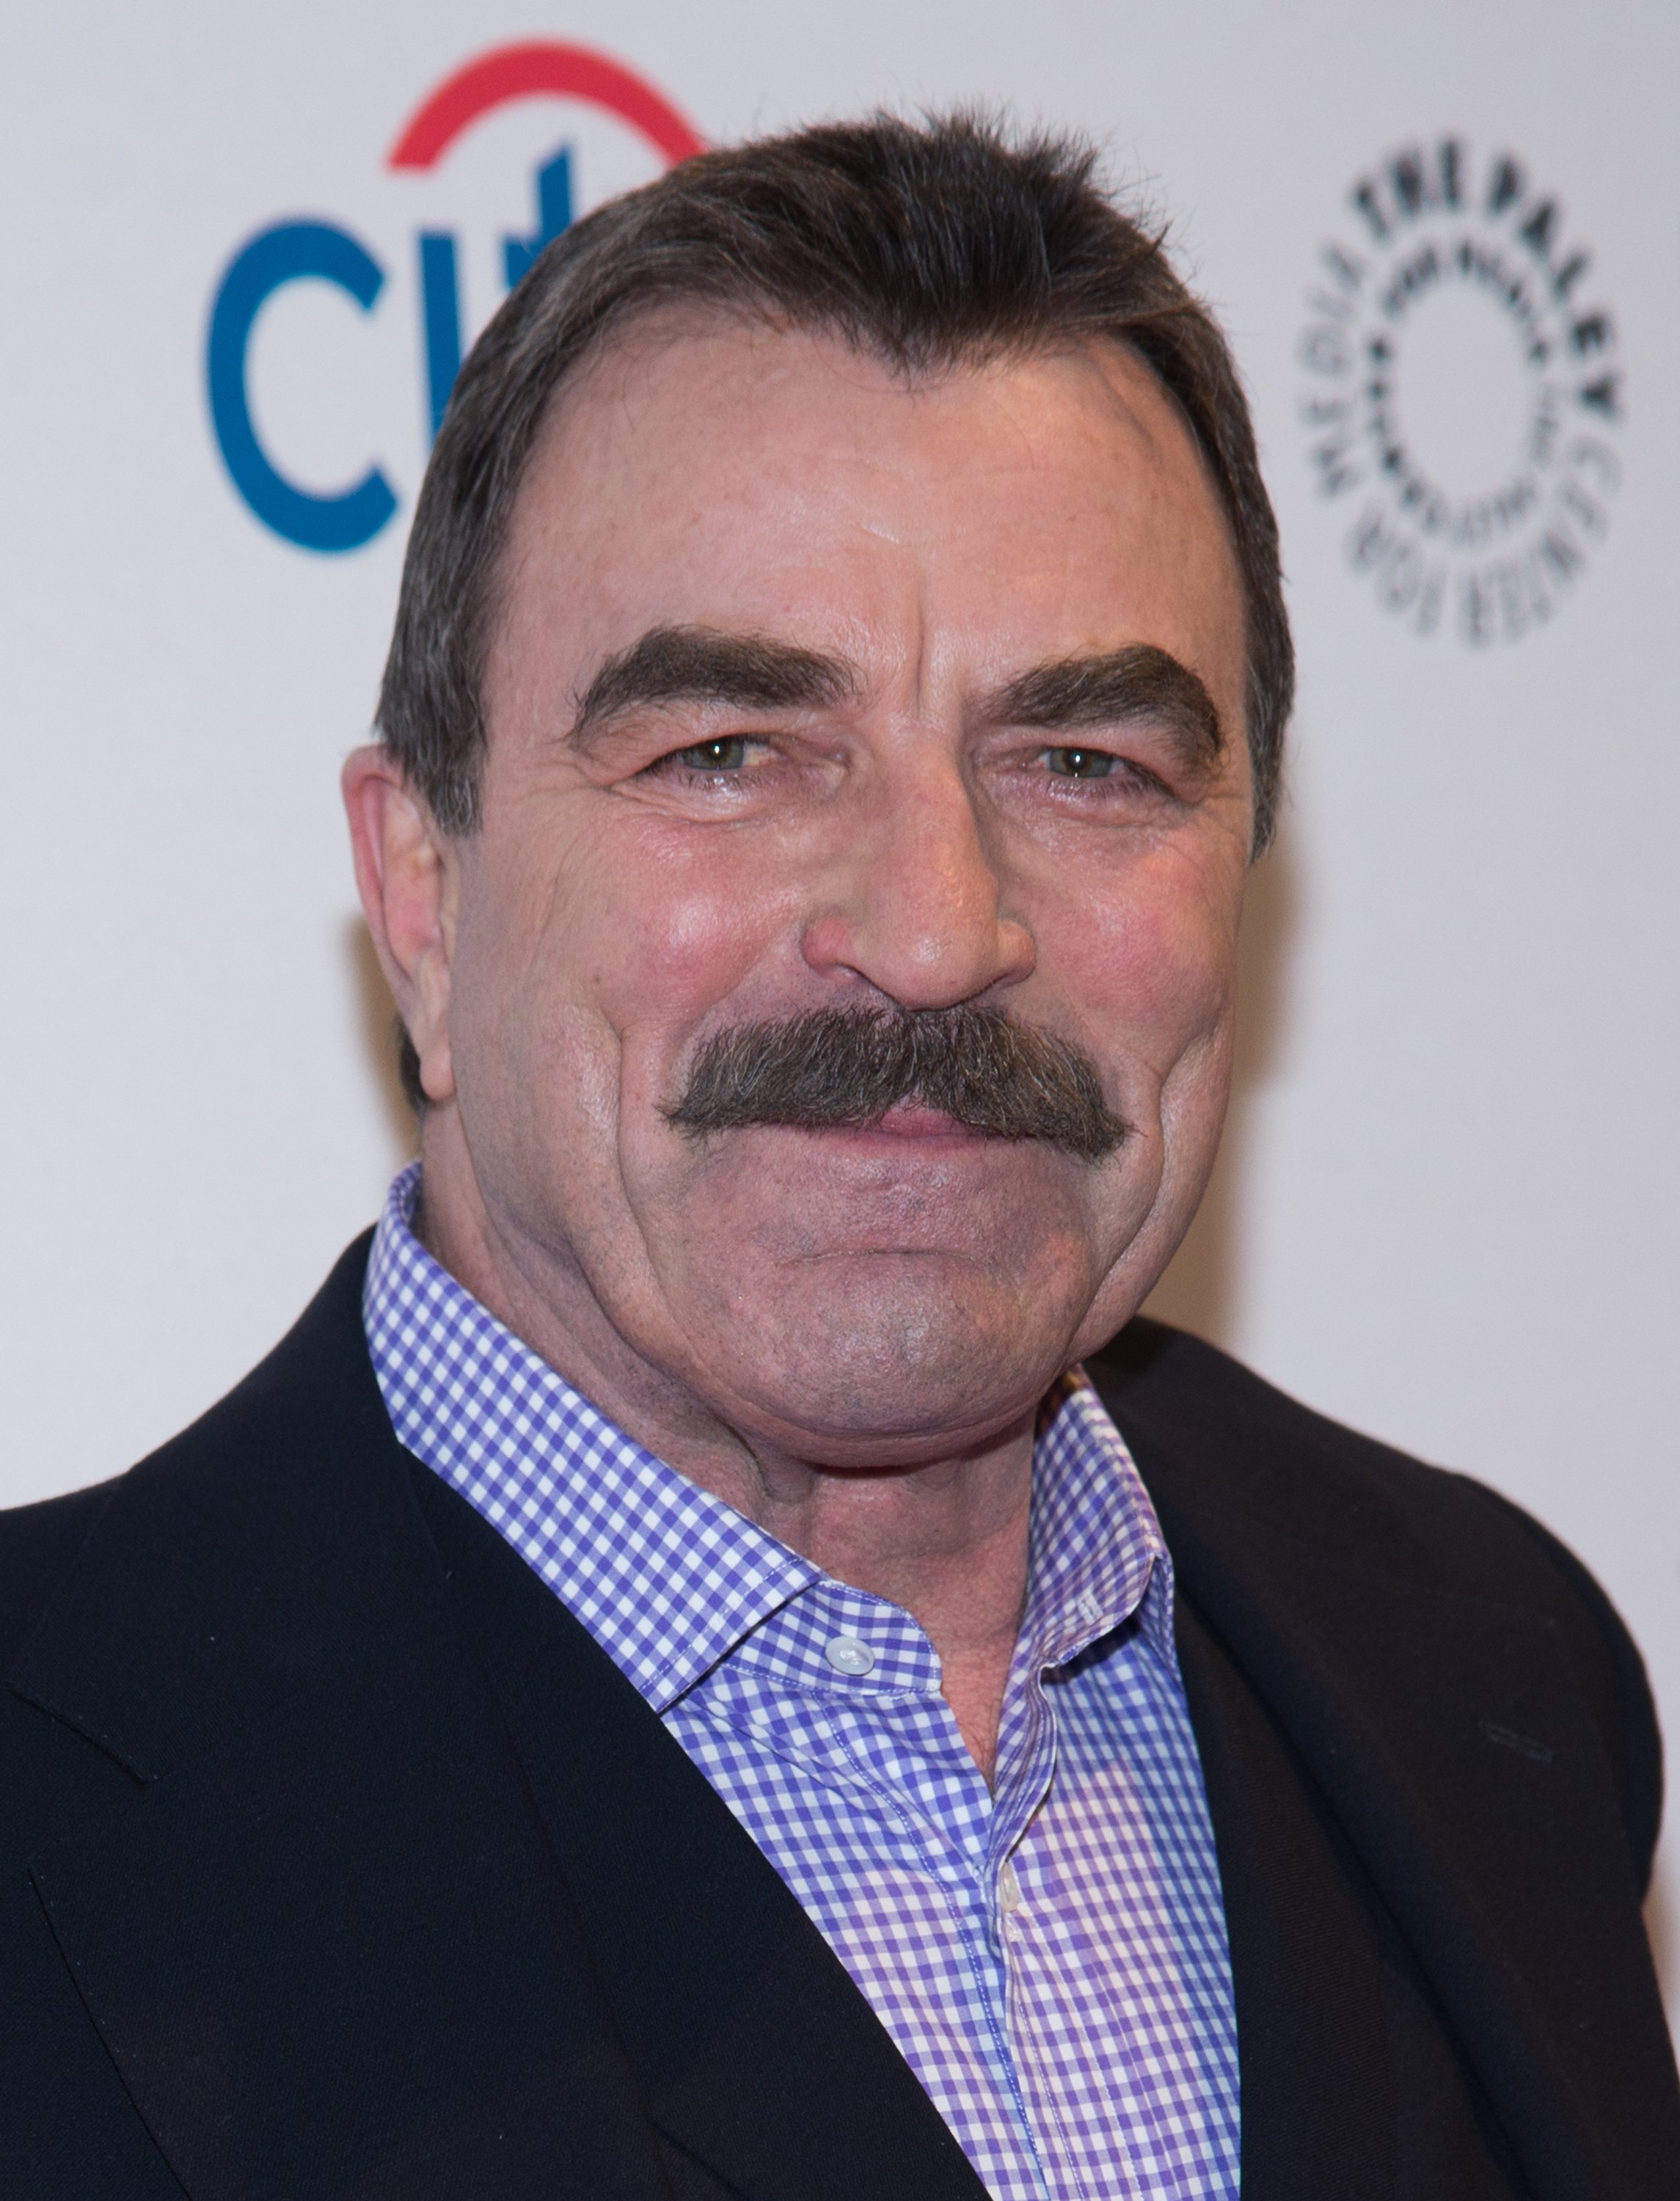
[205,43,703,554]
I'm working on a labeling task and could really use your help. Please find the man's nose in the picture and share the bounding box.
[800,762,1036,1010]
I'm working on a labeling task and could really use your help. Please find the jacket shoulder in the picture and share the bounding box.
[0,1482,120,1670]
[3,1234,386,1770]
[1090,1317,1663,1877]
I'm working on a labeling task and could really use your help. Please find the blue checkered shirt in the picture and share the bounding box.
[364,1164,1241,2200]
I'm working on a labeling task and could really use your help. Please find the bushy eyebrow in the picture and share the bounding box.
[985,643,1224,775]
[570,624,859,741]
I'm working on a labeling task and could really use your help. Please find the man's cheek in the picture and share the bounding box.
[560,846,783,1027]
[1059,902,1231,1077]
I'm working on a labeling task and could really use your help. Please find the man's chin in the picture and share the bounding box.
[665,1250,1091,1456]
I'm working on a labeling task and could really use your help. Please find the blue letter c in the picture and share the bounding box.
[206,221,398,554]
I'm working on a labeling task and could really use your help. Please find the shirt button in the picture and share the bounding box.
[998,1858,1023,1913]
[824,1635,877,1676]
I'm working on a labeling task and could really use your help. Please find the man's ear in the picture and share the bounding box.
[342,746,459,1106]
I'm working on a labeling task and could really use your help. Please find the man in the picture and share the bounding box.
[2,114,1675,2201]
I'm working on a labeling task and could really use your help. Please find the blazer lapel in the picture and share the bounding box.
[10,1243,671,2201]
[1172,1596,1400,2201]
[1092,1325,1680,2201]
[409,1459,990,2201]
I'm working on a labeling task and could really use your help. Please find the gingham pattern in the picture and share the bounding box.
[365,1164,1240,2200]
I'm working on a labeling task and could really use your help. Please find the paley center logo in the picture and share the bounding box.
[1298,137,1622,645]
[205,43,704,554]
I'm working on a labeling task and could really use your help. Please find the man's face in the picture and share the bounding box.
[437,318,1252,1463]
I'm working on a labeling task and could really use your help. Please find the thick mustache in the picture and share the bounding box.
[667,1004,1130,1162]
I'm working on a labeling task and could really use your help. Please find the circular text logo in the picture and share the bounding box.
[1298,136,1621,644]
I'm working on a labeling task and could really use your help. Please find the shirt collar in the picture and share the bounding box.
[363,1164,1176,1707]
[1024,1368,1177,1678]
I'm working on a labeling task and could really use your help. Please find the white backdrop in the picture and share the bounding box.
[2,0,1675,2016]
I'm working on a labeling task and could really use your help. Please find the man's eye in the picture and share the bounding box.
[1044,746,1117,779]
[674,737,748,772]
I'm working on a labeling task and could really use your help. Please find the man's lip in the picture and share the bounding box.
[866,1105,976,1139]
[788,1106,993,1147]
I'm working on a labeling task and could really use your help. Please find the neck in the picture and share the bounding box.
[414,1122,1035,1783]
